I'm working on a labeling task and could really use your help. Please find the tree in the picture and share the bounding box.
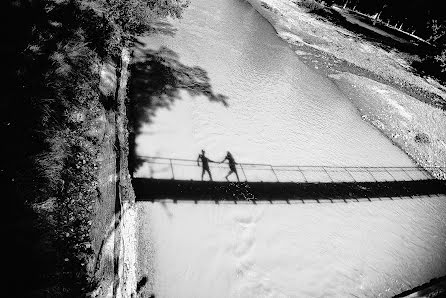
[2,0,194,296]
[80,0,190,59]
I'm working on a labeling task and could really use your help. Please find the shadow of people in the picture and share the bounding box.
[220,151,240,182]
[197,149,215,181]
[128,45,228,176]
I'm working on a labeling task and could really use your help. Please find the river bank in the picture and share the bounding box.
[248,0,446,179]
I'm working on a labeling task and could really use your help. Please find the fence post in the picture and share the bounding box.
[169,159,175,180]
[345,167,357,183]
[365,167,378,182]
[239,164,248,182]
[298,166,308,183]
[270,165,279,182]
[419,166,433,180]
[401,168,414,181]
[383,167,397,181]
[322,167,334,183]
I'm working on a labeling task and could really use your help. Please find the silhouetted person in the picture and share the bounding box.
[220,151,240,182]
[197,150,214,181]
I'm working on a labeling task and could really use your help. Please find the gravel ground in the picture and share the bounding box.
[252,0,446,107]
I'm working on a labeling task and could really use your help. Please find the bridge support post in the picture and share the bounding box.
[298,166,308,183]
[323,167,334,183]
[401,168,414,181]
[366,167,378,182]
[345,167,357,183]
[270,165,279,182]
[169,159,175,180]
[240,164,248,182]
[384,167,397,181]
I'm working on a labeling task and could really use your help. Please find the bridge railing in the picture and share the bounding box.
[137,156,445,183]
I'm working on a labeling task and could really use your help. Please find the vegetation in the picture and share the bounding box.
[327,0,444,40]
[2,0,189,296]
[297,0,446,83]
[296,0,325,12]
[5,0,440,295]
[3,0,226,295]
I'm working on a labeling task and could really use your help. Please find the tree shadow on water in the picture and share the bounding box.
[128,45,228,175]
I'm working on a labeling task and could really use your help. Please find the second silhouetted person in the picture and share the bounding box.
[220,151,240,182]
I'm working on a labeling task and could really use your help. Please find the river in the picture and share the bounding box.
[135,0,446,297]
[135,0,412,167]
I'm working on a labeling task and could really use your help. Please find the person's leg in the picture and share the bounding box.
[207,169,213,181]
[201,168,205,181]
[226,169,234,181]
[235,170,240,182]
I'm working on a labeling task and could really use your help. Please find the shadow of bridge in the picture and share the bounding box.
[133,178,446,204]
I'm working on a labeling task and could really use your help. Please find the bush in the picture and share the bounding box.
[297,0,324,12]
[414,132,430,144]
[412,46,446,84]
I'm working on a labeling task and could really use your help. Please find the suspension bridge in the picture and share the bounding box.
[133,156,446,202]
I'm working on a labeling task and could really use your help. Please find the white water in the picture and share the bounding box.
[135,0,446,296]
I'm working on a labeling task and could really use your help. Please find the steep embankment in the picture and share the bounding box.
[91,50,137,297]
[247,0,446,179]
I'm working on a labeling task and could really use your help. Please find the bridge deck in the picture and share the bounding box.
[133,178,446,202]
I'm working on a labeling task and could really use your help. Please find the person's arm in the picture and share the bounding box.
[197,155,200,166]
[219,156,227,163]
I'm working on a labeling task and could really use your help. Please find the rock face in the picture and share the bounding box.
[91,49,137,298]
